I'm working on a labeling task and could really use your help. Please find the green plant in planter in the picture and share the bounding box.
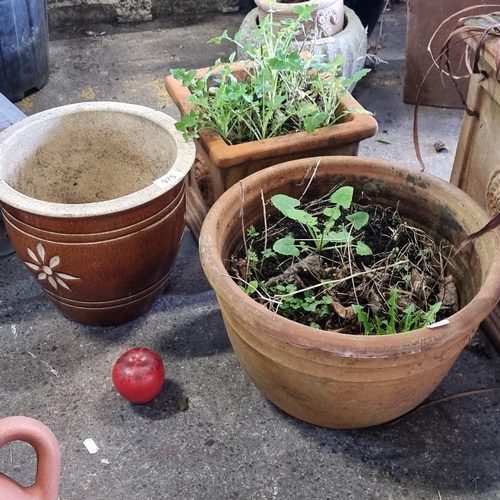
[352,289,442,335]
[170,4,370,144]
[234,185,451,334]
[270,188,373,255]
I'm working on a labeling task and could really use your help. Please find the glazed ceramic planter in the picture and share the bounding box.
[254,0,344,39]
[164,67,377,239]
[199,156,500,428]
[0,102,195,326]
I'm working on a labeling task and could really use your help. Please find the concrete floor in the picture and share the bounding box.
[2,3,500,500]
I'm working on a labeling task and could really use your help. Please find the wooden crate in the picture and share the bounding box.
[451,35,500,348]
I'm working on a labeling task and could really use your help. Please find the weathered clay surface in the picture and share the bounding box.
[0,416,60,500]
[199,156,500,428]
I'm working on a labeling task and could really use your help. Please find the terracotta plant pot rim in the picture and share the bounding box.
[0,101,195,218]
[200,156,500,358]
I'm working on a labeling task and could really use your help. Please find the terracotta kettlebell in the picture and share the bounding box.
[0,416,60,500]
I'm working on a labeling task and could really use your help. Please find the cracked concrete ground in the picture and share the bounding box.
[2,3,500,500]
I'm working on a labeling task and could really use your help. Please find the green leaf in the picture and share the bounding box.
[246,280,259,294]
[208,30,230,44]
[293,3,315,17]
[324,229,351,243]
[346,211,369,230]
[424,302,442,325]
[268,51,303,72]
[296,102,318,118]
[401,304,418,332]
[247,225,259,238]
[262,248,276,259]
[302,300,320,312]
[174,109,200,140]
[351,304,362,315]
[286,208,317,226]
[271,194,316,226]
[273,236,300,257]
[355,241,373,256]
[350,68,371,83]
[323,206,341,221]
[303,112,328,133]
[171,68,197,87]
[352,304,374,335]
[271,194,300,214]
[247,250,258,263]
[375,316,393,335]
[386,289,398,333]
[330,186,353,209]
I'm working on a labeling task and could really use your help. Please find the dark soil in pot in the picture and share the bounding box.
[230,185,459,334]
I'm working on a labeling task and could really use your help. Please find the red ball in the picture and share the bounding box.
[112,347,165,404]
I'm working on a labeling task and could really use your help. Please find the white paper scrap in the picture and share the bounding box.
[83,438,99,454]
[427,319,450,329]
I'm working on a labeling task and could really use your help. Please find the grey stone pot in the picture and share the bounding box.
[236,6,367,89]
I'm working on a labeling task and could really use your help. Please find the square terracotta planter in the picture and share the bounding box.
[165,65,378,239]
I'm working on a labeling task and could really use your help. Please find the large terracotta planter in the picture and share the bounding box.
[0,102,195,326]
[199,156,500,428]
[164,68,377,239]
[254,0,344,39]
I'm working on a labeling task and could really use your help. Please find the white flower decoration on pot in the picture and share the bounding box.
[24,243,80,291]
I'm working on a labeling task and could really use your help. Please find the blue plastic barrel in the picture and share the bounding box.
[0,0,50,103]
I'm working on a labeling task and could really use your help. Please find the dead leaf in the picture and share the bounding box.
[368,290,384,316]
[230,258,248,281]
[331,300,356,320]
[433,140,449,153]
[442,275,459,309]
